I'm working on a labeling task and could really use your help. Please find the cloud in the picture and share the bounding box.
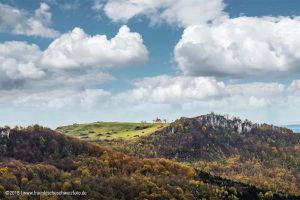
[224,82,286,109]
[0,41,114,91]
[102,1,300,79]
[60,3,80,11]
[4,75,286,111]
[13,88,111,109]
[175,17,300,77]
[288,80,300,95]
[116,76,225,104]
[0,2,59,38]
[114,76,286,107]
[3,75,295,126]
[103,0,226,27]
[0,71,288,114]
[0,41,45,90]
[0,26,147,90]
[226,82,285,98]
[41,25,148,69]
[1,1,300,126]
[107,76,291,124]
[92,0,104,11]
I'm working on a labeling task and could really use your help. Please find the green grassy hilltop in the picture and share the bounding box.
[56,122,169,141]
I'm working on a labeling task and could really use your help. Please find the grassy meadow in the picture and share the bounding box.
[56,122,169,141]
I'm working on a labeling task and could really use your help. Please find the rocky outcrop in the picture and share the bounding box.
[195,113,253,134]
[0,128,10,155]
[0,128,10,138]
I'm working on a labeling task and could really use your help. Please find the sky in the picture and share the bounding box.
[0,0,300,128]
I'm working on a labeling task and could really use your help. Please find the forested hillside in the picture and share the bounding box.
[1,125,294,199]
[117,114,300,196]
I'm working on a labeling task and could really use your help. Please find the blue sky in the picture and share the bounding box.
[0,0,300,128]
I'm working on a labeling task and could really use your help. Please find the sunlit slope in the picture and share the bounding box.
[56,122,169,141]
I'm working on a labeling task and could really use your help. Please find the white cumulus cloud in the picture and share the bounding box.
[0,41,45,89]
[175,17,300,77]
[103,0,226,27]
[0,26,148,90]
[41,25,148,69]
[0,2,59,38]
